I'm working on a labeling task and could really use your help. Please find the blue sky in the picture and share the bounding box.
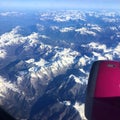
[0,0,120,10]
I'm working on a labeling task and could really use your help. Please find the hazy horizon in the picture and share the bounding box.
[0,0,120,10]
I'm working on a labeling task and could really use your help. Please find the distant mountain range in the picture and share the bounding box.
[0,9,120,120]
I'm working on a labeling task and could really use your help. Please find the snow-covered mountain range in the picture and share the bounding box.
[0,9,120,120]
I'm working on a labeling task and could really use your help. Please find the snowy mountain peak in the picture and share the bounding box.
[69,74,83,84]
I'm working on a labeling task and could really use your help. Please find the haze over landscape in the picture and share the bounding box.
[0,0,120,10]
[0,0,120,120]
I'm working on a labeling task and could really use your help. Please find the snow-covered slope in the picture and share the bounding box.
[0,27,82,119]
[0,9,120,120]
